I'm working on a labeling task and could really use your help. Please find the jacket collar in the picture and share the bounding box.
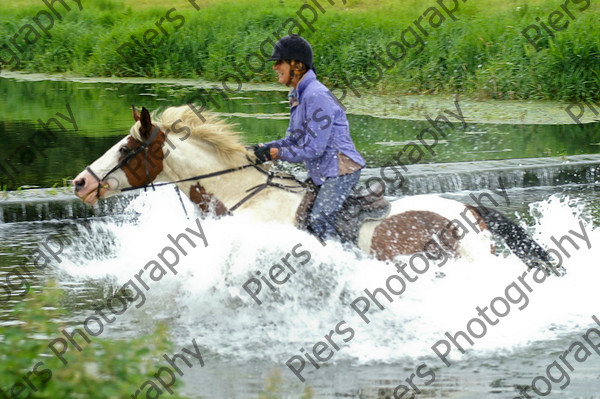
[296,69,316,101]
[288,70,316,108]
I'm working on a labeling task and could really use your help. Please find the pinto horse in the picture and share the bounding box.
[73,105,560,275]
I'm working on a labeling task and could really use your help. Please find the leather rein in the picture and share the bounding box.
[86,126,304,215]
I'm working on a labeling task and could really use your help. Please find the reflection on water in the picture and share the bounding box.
[1,76,599,190]
[2,75,600,399]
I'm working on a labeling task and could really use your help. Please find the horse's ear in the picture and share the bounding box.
[132,104,141,122]
[140,107,152,137]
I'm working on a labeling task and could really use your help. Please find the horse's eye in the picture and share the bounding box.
[119,146,131,155]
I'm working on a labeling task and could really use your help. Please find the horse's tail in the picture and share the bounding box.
[469,205,564,276]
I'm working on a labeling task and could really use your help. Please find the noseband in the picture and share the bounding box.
[85,125,161,199]
[85,126,304,216]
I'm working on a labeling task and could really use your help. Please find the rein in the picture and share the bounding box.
[90,129,305,215]
[121,163,256,192]
[121,161,304,214]
[87,126,304,215]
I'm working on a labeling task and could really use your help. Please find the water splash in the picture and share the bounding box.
[54,187,599,368]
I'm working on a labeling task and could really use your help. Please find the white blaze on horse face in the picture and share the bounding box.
[72,136,130,205]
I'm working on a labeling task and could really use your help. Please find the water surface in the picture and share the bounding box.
[1,75,600,399]
[1,76,599,190]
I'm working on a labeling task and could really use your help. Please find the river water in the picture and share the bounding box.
[1,73,600,398]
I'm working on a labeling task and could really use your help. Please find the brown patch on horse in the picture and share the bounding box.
[189,183,229,216]
[465,205,489,232]
[371,211,459,261]
[120,132,166,188]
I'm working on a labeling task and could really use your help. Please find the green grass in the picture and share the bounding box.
[0,0,599,101]
[0,282,316,398]
[0,283,188,398]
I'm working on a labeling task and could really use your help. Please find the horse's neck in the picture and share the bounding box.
[160,139,304,224]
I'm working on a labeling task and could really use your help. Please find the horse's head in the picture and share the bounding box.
[73,105,166,204]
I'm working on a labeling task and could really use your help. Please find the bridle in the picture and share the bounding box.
[86,125,304,216]
[85,125,161,200]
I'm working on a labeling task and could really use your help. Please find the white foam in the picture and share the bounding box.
[55,189,600,365]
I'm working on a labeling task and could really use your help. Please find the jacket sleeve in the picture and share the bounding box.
[273,93,335,163]
[264,130,296,150]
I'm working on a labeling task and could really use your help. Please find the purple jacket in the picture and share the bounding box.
[266,70,365,186]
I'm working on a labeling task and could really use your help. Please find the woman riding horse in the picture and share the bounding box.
[70,38,561,276]
[253,34,366,242]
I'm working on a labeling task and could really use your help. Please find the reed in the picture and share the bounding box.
[0,0,598,101]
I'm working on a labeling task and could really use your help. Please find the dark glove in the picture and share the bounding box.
[253,145,272,164]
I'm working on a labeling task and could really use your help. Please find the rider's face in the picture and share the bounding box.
[273,60,291,85]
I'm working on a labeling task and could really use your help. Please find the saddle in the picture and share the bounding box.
[296,179,391,244]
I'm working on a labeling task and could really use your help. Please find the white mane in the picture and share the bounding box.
[148,105,252,167]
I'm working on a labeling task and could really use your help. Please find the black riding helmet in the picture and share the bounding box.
[268,34,314,71]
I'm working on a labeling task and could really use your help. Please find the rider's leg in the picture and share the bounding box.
[309,170,361,241]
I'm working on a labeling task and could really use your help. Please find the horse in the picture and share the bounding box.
[72,105,560,275]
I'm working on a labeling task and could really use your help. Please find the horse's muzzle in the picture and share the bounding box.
[72,170,109,204]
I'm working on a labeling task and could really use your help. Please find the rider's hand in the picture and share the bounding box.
[253,144,272,164]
